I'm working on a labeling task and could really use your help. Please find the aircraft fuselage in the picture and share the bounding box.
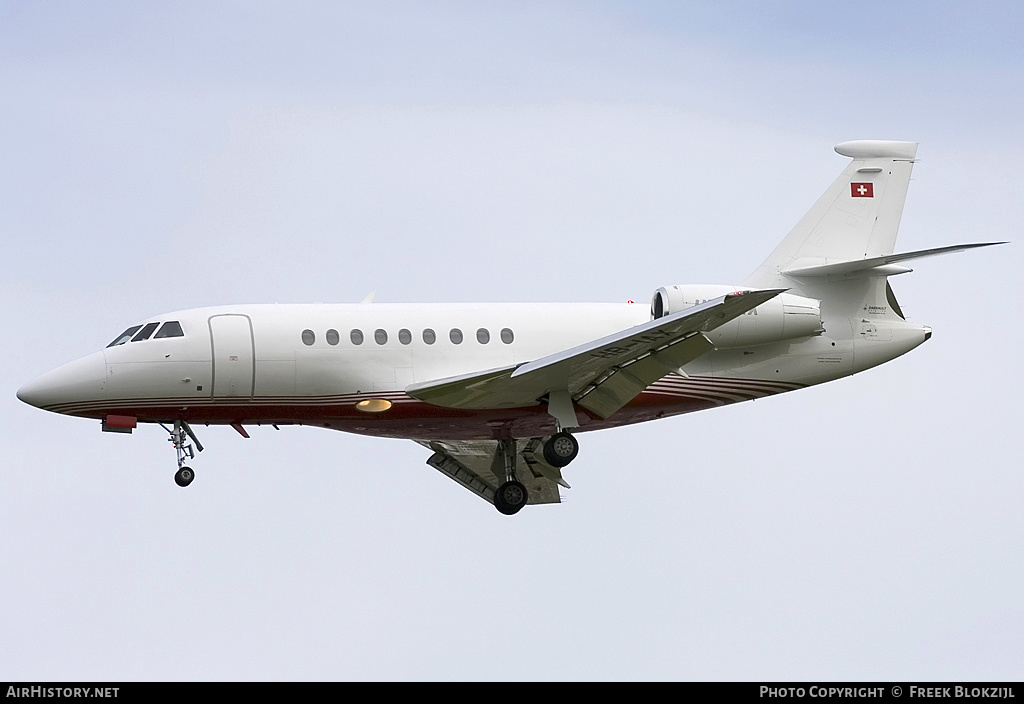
[17,300,928,441]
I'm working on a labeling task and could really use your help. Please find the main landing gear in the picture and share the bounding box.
[543,431,579,468]
[160,420,203,488]
[494,437,528,516]
[492,431,580,515]
[494,479,528,516]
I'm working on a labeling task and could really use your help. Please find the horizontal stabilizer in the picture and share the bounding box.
[781,242,1007,278]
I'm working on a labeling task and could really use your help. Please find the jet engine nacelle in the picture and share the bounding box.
[651,284,823,348]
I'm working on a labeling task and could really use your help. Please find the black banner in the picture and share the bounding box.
[1,683,1021,696]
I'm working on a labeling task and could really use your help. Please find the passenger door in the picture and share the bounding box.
[210,314,255,398]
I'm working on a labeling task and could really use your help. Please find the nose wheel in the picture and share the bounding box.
[161,420,203,488]
[174,466,195,487]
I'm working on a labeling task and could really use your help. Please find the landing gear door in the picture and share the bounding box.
[210,314,255,398]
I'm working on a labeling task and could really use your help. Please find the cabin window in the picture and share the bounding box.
[301,329,315,346]
[398,328,412,345]
[326,329,340,346]
[374,329,388,345]
[107,326,142,347]
[450,328,463,344]
[476,328,490,344]
[350,329,364,345]
[422,329,436,345]
[154,321,184,339]
[500,328,514,344]
[131,322,160,342]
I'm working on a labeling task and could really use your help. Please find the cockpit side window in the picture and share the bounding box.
[107,326,142,347]
[154,321,184,339]
[131,322,160,342]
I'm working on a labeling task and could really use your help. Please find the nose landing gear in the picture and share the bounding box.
[174,466,194,487]
[160,420,203,488]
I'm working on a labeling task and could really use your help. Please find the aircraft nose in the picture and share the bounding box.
[17,352,107,412]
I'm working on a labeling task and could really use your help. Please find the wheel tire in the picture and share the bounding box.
[175,466,194,487]
[543,431,579,468]
[494,480,528,515]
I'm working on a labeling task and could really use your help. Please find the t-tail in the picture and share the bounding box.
[744,139,1004,372]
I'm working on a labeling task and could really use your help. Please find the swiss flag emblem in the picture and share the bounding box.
[851,182,874,198]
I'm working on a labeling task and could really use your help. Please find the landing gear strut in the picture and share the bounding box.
[160,420,203,488]
[494,437,528,515]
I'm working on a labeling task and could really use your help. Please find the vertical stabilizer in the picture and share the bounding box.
[744,140,918,289]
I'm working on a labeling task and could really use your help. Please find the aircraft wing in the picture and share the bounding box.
[407,288,785,419]
[417,439,564,506]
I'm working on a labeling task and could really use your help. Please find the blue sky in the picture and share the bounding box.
[1,2,1021,680]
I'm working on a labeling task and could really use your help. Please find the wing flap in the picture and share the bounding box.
[576,332,714,419]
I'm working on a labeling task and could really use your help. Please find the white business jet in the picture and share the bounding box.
[18,140,1003,514]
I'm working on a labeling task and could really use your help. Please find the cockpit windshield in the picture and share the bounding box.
[154,321,184,338]
[131,322,160,342]
[107,326,142,347]
[107,321,185,347]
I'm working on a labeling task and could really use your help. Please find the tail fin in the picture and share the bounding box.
[744,140,918,289]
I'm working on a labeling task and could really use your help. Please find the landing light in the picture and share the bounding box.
[356,399,392,413]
